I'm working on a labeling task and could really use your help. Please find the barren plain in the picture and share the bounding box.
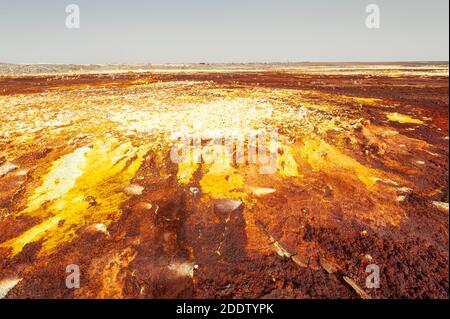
[0,63,448,298]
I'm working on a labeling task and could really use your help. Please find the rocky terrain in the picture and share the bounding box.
[0,63,448,298]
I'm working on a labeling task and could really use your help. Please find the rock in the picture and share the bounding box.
[273,241,292,258]
[85,196,98,207]
[0,278,22,299]
[398,186,412,194]
[319,257,339,274]
[249,186,276,197]
[123,184,144,196]
[189,187,200,195]
[0,162,18,177]
[396,186,412,202]
[432,201,449,213]
[168,262,194,278]
[291,255,308,268]
[323,185,333,197]
[84,223,110,236]
[342,276,371,299]
[374,178,398,186]
[214,199,243,215]
[135,202,153,210]
[366,140,387,156]
[14,169,29,176]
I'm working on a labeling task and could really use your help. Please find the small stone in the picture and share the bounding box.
[432,201,449,213]
[342,276,371,299]
[135,202,153,210]
[374,178,398,186]
[301,208,309,214]
[398,187,412,194]
[189,187,200,195]
[291,255,308,268]
[85,196,98,207]
[85,223,110,236]
[14,169,29,176]
[319,257,339,274]
[249,186,276,197]
[396,186,412,202]
[123,184,144,196]
[323,185,333,197]
[273,241,292,258]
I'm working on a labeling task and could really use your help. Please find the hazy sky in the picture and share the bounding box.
[0,0,448,63]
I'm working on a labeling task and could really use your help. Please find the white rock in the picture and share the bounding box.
[85,223,110,236]
[373,178,399,186]
[249,186,276,197]
[92,223,109,235]
[0,162,18,177]
[123,184,144,196]
[0,278,22,299]
[14,169,29,176]
[432,201,449,213]
[398,186,412,194]
[168,262,194,278]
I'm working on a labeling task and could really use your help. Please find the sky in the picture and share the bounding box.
[0,0,448,64]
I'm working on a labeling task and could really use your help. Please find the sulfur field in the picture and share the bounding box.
[0,63,448,299]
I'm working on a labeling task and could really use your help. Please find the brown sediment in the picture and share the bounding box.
[0,63,448,299]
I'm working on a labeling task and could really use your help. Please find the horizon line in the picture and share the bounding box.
[1,61,449,66]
